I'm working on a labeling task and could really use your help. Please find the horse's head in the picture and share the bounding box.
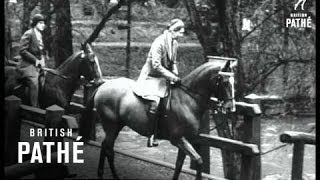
[211,60,236,112]
[79,42,104,86]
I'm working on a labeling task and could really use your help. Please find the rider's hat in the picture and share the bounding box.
[31,14,45,27]
[167,19,185,32]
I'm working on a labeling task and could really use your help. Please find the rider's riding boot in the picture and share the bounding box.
[147,102,159,147]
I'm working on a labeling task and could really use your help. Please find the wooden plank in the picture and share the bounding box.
[62,115,78,129]
[236,101,261,180]
[291,142,305,180]
[194,134,260,156]
[241,114,261,180]
[20,104,46,124]
[5,96,22,166]
[71,94,83,104]
[20,103,77,129]
[280,131,315,145]
[5,152,58,179]
[44,105,65,151]
[66,102,85,114]
[240,154,256,180]
[235,102,261,116]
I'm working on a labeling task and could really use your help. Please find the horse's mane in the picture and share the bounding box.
[56,51,82,71]
[183,62,222,84]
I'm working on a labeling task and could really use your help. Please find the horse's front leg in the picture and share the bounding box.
[176,137,202,180]
[173,149,186,180]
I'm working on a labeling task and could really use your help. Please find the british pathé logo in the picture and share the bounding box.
[294,0,307,10]
[286,0,312,28]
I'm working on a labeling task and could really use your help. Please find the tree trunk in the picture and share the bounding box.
[183,0,219,60]
[5,0,12,60]
[52,0,73,67]
[214,0,246,179]
[41,0,53,57]
[21,0,39,35]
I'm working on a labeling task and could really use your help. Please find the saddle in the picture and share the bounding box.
[13,68,46,93]
[132,82,173,118]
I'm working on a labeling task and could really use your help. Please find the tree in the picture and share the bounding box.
[51,0,73,67]
[21,0,39,34]
[5,0,14,60]
[85,0,126,44]
[183,0,315,179]
[41,0,53,57]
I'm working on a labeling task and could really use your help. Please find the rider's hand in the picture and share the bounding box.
[171,77,181,87]
[36,59,45,68]
[39,59,45,67]
[35,59,41,68]
[175,77,181,85]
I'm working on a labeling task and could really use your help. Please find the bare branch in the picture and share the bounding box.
[85,0,126,44]
[241,6,283,41]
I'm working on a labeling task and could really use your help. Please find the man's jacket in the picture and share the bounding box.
[19,28,43,68]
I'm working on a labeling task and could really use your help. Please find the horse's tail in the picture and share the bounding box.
[79,86,99,141]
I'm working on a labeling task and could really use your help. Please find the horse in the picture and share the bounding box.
[79,60,235,180]
[4,42,104,109]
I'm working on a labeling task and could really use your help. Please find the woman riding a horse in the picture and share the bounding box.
[133,19,185,147]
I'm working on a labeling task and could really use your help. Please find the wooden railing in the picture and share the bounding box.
[191,100,262,180]
[280,131,315,180]
[4,95,71,178]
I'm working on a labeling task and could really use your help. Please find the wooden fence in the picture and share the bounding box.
[191,100,262,180]
[71,84,263,180]
[4,95,73,178]
[280,131,316,180]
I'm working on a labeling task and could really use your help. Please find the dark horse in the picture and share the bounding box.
[4,43,103,109]
[79,61,235,180]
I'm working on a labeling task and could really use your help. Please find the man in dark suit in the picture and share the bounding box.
[18,14,46,107]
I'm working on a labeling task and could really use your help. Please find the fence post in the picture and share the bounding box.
[83,83,96,140]
[280,131,315,180]
[44,105,65,147]
[291,142,305,180]
[235,102,262,180]
[5,95,22,166]
[35,105,67,178]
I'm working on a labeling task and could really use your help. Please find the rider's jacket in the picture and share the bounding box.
[134,30,179,99]
[19,28,45,68]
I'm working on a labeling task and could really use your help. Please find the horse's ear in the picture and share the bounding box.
[81,42,90,53]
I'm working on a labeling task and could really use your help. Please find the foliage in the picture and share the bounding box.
[241,0,315,100]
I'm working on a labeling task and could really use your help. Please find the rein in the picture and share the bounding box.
[41,67,73,80]
[176,83,212,109]
[175,72,234,107]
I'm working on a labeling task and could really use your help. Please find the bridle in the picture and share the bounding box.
[41,67,72,79]
[175,72,234,108]
[39,51,93,81]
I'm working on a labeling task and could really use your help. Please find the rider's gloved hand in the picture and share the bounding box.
[171,77,181,87]
[35,59,45,68]
[35,59,41,68]
[175,77,181,85]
